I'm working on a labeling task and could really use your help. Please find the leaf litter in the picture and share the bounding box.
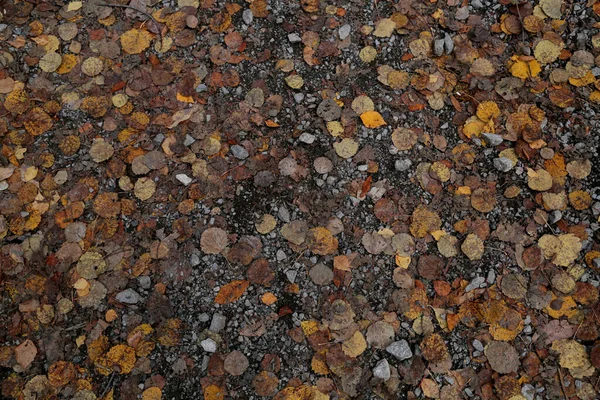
[0,0,600,399]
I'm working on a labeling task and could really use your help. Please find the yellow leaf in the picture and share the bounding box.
[301,320,319,337]
[333,138,359,159]
[534,39,563,65]
[462,116,485,138]
[476,101,500,122]
[142,387,162,400]
[395,255,411,269]
[285,75,304,89]
[103,344,136,374]
[67,1,82,11]
[121,29,153,55]
[204,385,225,400]
[341,331,367,358]
[359,46,378,62]
[538,234,581,266]
[134,177,156,201]
[409,205,441,238]
[311,353,330,375]
[360,111,386,128]
[176,92,194,103]
[307,227,338,255]
[552,339,595,378]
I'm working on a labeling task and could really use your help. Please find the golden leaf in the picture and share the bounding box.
[306,227,338,255]
[121,29,153,54]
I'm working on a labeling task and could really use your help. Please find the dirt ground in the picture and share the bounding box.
[1,0,600,399]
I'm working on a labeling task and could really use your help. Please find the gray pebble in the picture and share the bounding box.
[493,157,513,172]
[138,276,151,289]
[434,39,445,57]
[200,338,217,353]
[286,269,297,283]
[176,173,193,186]
[373,359,391,381]
[549,210,562,224]
[465,277,485,292]
[473,339,484,352]
[444,33,454,54]
[242,9,253,25]
[116,289,142,304]
[481,133,503,146]
[294,93,305,103]
[395,159,412,172]
[386,340,412,361]
[299,132,315,144]
[339,24,351,40]
[277,249,288,261]
[288,33,301,43]
[210,313,227,333]
[230,144,249,160]
[486,270,496,284]
[278,206,290,222]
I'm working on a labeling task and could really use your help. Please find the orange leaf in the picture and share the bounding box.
[261,292,277,305]
[446,313,460,331]
[215,280,249,304]
[360,111,386,128]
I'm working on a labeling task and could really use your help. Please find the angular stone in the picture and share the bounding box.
[481,133,503,146]
[373,359,391,381]
[386,340,412,361]
[210,313,226,333]
[201,338,217,353]
[176,173,192,186]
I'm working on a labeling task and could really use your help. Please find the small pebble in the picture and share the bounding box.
[200,338,217,353]
[493,157,513,172]
[286,269,297,283]
[299,132,315,144]
[465,277,485,292]
[242,9,253,25]
[288,33,301,43]
[210,313,227,333]
[176,174,193,186]
[339,24,351,40]
[116,289,142,304]
[395,159,412,172]
[481,133,503,146]
[230,145,249,160]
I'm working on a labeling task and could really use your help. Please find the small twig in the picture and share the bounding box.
[63,322,86,332]
[100,371,116,398]
[557,368,568,400]
[99,2,163,45]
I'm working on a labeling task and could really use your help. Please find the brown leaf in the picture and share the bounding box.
[214,280,249,305]
[15,340,37,369]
